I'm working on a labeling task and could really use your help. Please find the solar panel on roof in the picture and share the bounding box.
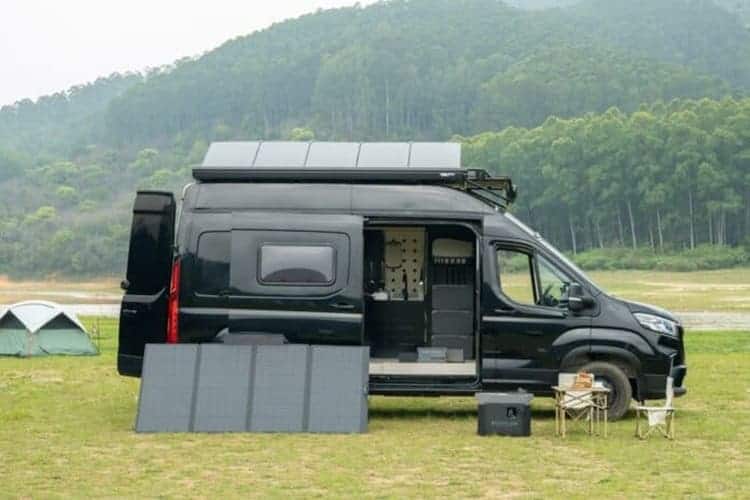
[199,141,461,169]
[306,142,360,168]
[254,141,310,167]
[202,141,260,168]
[194,141,468,182]
[409,142,461,168]
[357,142,410,168]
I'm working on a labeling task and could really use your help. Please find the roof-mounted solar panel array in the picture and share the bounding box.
[194,141,463,182]
[193,141,517,207]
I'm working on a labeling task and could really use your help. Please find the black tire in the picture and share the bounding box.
[580,361,632,421]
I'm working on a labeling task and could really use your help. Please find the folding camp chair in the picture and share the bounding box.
[635,377,675,439]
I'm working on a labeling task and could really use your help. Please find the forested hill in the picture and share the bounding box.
[1,0,750,277]
[3,0,749,154]
[97,0,750,144]
[510,0,750,25]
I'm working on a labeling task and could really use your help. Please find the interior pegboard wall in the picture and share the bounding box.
[383,227,425,301]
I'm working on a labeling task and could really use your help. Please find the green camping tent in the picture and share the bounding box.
[0,301,97,357]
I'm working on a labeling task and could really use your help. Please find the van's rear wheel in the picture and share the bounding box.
[580,361,632,421]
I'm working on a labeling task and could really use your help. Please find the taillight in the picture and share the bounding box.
[166,258,181,344]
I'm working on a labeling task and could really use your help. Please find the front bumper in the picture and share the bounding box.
[642,364,687,399]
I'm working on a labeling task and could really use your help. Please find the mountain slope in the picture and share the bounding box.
[1,0,750,277]
[566,0,750,87]
[100,0,747,146]
[0,73,143,155]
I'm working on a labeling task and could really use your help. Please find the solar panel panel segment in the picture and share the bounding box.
[199,141,461,169]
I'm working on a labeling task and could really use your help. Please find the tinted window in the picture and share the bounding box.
[259,245,335,284]
[496,248,535,305]
[126,212,173,295]
[196,232,230,294]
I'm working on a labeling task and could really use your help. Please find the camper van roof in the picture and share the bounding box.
[193,141,517,207]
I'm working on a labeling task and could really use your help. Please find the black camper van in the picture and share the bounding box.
[118,141,686,420]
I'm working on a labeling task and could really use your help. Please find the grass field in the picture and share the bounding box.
[1,318,749,498]
[498,267,750,314]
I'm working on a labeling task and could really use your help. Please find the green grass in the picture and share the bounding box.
[589,268,750,312]
[1,318,749,498]
[572,245,750,273]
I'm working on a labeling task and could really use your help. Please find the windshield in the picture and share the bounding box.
[504,212,602,294]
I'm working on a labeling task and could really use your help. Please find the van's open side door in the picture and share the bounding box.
[118,191,176,376]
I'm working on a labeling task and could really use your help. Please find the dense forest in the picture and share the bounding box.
[510,0,750,25]
[1,0,749,277]
[464,98,750,252]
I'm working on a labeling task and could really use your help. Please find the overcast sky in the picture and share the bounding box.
[0,0,376,106]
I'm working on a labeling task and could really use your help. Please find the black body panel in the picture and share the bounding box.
[179,212,364,346]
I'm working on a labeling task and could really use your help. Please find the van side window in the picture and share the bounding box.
[196,231,230,295]
[496,248,536,305]
[537,255,571,308]
[259,245,335,285]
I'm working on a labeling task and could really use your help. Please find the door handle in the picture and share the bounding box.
[493,307,516,315]
[331,302,355,310]
[122,308,138,316]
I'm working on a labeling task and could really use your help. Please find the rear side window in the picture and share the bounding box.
[196,231,230,295]
[230,229,350,296]
[259,245,335,285]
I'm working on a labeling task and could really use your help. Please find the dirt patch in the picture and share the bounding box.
[676,312,750,331]
[0,277,120,305]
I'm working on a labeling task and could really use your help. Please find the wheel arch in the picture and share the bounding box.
[560,345,643,399]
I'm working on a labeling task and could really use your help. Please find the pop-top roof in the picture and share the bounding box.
[194,141,463,182]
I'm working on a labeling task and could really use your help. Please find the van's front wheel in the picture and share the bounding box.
[580,361,632,421]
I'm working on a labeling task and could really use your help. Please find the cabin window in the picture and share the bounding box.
[495,247,573,308]
[259,245,335,285]
[536,255,571,308]
[195,231,230,295]
[495,248,536,305]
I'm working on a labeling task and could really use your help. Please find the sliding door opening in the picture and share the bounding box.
[363,223,478,380]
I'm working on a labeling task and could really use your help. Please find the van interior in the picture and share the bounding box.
[363,223,478,379]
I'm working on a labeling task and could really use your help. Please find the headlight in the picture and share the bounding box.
[634,313,678,336]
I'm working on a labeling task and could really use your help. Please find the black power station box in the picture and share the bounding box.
[476,392,533,437]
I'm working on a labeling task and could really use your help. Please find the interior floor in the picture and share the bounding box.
[369,359,476,376]
[364,223,477,377]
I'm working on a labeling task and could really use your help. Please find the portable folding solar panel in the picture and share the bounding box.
[135,344,369,433]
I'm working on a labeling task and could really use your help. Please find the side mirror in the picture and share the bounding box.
[567,283,592,312]
[120,279,130,291]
